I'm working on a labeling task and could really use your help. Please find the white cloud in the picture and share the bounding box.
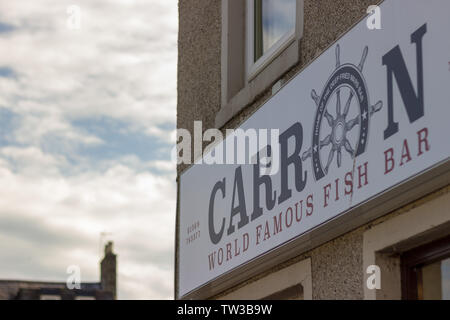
[0,0,178,299]
[0,145,67,176]
[148,160,176,173]
[0,152,176,299]
[0,0,177,146]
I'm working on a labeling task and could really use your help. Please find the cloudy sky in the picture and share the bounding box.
[0,0,177,299]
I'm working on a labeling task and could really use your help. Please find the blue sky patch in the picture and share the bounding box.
[0,21,15,33]
[0,108,19,147]
[71,117,173,163]
[0,66,16,78]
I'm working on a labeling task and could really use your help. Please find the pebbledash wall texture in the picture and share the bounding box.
[176,0,450,300]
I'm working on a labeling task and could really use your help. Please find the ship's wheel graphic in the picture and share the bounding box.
[302,44,383,181]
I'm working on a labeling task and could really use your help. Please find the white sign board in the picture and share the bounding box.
[178,0,450,297]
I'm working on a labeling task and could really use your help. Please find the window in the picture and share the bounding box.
[401,235,450,300]
[247,0,297,79]
[363,189,450,300]
[218,0,303,128]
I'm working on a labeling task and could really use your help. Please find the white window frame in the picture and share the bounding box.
[246,0,297,80]
[216,0,303,129]
[219,258,312,300]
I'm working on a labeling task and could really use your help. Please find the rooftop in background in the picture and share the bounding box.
[0,242,117,300]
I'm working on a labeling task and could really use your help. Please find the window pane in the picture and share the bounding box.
[255,0,296,61]
[418,257,450,300]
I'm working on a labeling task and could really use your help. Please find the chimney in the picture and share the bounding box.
[100,241,117,299]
